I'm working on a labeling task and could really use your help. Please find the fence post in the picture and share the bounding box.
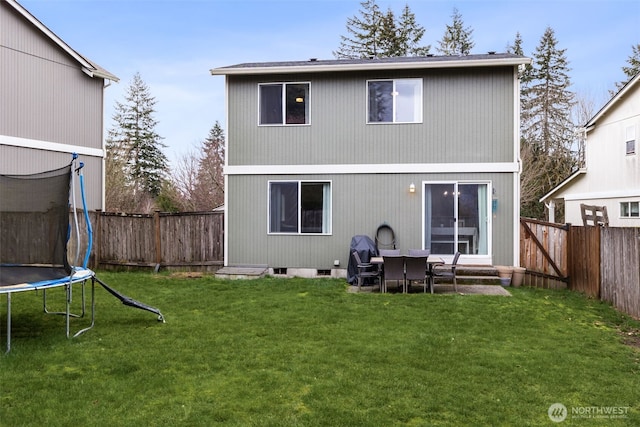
[566,223,571,289]
[154,211,162,268]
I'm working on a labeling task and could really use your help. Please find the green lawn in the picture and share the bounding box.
[1,272,638,426]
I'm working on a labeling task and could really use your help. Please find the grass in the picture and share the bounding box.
[1,272,639,426]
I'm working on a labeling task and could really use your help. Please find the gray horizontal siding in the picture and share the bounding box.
[227,172,515,269]
[227,67,515,167]
[1,2,104,149]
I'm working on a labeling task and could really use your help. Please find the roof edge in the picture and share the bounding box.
[539,168,587,203]
[586,72,640,130]
[210,55,531,76]
[6,0,119,82]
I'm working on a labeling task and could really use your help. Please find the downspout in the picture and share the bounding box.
[101,79,113,211]
[513,66,522,267]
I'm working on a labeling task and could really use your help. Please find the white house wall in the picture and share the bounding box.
[560,83,640,226]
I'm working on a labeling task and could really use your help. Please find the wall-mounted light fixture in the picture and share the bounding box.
[295,97,304,103]
[409,183,416,193]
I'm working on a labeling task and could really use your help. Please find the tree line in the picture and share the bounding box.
[105,0,639,221]
[105,72,224,213]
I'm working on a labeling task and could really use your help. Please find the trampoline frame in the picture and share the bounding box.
[1,155,164,353]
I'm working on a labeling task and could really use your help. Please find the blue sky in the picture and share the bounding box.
[19,0,640,164]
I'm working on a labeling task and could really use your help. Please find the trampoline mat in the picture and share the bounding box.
[0,265,70,288]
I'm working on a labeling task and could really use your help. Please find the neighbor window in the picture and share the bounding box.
[620,201,639,218]
[259,82,310,125]
[367,78,422,123]
[625,125,636,155]
[269,181,331,234]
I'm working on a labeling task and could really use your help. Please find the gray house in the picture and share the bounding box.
[0,0,118,210]
[210,54,530,277]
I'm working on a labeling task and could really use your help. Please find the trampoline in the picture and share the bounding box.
[0,155,164,353]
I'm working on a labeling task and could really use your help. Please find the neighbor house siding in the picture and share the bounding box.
[542,74,640,226]
[227,67,515,167]
[1,3,104,148]
[0,0,107,211]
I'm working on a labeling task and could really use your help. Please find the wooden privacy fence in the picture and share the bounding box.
[71,210,224,271]
[520,218,640,319]
[519,218,569,289]
[600,227,640,319]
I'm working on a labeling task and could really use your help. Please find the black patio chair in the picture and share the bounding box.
[405,255,429,293]
[382,255,406,293]
[351,251,380,291]
[432,251,461,292]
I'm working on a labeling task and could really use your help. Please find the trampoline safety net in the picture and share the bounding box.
[0,164,72,286]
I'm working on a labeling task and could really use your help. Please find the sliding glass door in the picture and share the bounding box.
[424,182,489,256]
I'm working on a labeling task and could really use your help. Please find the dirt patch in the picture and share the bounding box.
[169,272,206,279]
[619,328,640,349]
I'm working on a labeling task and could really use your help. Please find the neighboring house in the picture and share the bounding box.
[210,53,530,277]
[541,73,640,227]
[0,0,118,210]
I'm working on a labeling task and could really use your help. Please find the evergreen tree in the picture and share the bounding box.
[520,27,577,219]
[106,72,168,205]
[194,121,225,210]
[333,0,429,59]
[507,32,532,82]
[334,0,383,59]
[613,43,640,92]
[396,4,430,56]
[437,7,475,56]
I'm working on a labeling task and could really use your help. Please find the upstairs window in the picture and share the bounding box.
[625,125,636,155]
[620,201,639,218]
[367,78,422,124]
[259,82,310,125]
[269,181,332,234]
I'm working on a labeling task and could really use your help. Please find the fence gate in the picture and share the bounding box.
[519,218,569,289]
[567,225,601,298]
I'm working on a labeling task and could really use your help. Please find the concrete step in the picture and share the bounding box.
[215,265,268,280]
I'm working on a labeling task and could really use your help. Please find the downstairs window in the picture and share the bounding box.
[269,181,331,234]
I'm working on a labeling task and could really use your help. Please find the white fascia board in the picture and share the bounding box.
[564,190,640,201]
[539,169,586,203]
[211,58,530,76]
[0,135,104,158]
[586,73,640,129]
[225,162,519,175]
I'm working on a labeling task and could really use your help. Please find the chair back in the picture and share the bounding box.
[452,251,461,266]
[352,251,366,266]
[382,255,405,280]
[379,249,400,257]
[408,249,430,257]
[405,256,428,281]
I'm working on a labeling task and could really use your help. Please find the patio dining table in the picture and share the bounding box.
[371,255,445,293]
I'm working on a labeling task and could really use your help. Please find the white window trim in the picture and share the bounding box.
[625,125,636,155]
[258,82,311,127]
[366,78,423,124]
[267,180,332,235]
[421,180,492,264]
[620,201,640,218]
